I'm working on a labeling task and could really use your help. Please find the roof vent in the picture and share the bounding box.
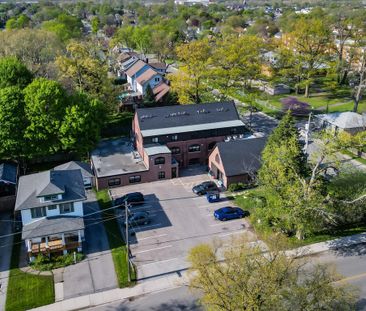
[216,107,224,112]
[140,114,154,120]
[197,109,209,114]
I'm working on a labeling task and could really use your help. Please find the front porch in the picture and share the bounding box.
[27,230,83,260]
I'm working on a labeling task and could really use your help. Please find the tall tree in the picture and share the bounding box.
[42,14,82,42]
[0,56,33,88]
[0,86,27,159]
[168,39,211,104]
[60,92,104,154]
[188,237,356,311]
[278,17,331,97]
[23,78,68,155]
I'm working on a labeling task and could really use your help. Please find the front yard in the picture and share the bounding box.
[95,190,136,287]
[6,235,54,311]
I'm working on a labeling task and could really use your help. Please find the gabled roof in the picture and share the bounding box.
[0,163,17,184]
[136,68,159,85]
[136,101,242,131]
[153,82,170,102]
[214,138,267,177]
[15,170,86,211]
[125,60,149,77]
[53,161,93,179]
[22,216,85,240]
[317,112,366,129]
[149,62,166,70]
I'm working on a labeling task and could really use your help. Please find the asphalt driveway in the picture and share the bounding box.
[62,191,117,299]
[110,167,256,281]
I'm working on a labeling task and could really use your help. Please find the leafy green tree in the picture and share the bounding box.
[91,16,99,34]
[132,26,152,56]
[0,57,33,88]
[143,85,156,107]
[111,25,136,48]
[0,86,27,159]
[5,18,17,30]
[42,14,82,42]
[60,92,104,154]
[23,78,68,155]
[188,236,356,311]
[168,39,211,104]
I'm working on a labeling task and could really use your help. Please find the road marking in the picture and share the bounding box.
[335,272,366,284]
[138,257,180,267]
[133,245,172,255]
[131,223,162,231]
[138,234,168,241]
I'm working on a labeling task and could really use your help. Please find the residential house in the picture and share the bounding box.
[92,101,249,190]
[208,138,266,188]
[135,68,163,95]
[149,62,167,75]
[315,112,366,135]
[53,161,94,189]
[15,170,87,262]
[125,60,152,92]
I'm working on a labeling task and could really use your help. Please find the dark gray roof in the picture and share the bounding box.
[215,138,267,177]
[53,161,93,179]
[0,163,17,184]
[22,216,85,239]
[136,101,241,131]
[15,170,86,211]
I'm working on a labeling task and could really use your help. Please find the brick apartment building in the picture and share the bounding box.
[92,101,249,189]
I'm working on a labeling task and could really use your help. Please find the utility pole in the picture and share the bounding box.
[125,200,130,283]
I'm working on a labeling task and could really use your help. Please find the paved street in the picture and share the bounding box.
[241,112,278,136]
[0,211,14,311]
[61,191,117,299]
[87,286,202,311]
[110,167,256,281]
[310,243,366,311]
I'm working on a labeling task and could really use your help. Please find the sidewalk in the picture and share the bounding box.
[30,232,366,311]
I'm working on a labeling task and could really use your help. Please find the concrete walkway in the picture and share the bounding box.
[0,212,14,311]
[29,232,366,311]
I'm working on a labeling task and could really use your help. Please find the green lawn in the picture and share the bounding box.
[95,190,136,287]
[342,150,366,166]
[6,235,54,311]
[101,112,134,139]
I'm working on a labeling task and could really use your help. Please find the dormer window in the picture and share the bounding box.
[43,195,59,202]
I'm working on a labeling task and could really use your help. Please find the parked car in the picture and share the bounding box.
[214,207,249,221]
[125,211,150,227]
[192,181,219,195]
[114,192,144,206]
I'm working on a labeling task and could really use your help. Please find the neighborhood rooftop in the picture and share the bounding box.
[215,138,267,177]
[125,60,147,77]
[136,101,241,131]
[91,138,148,178]
[15,170,86,211]
[316,112,366,129]
[136,68,159,85]
[53,161,93,178]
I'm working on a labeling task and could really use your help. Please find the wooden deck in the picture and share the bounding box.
[31,240,81,254]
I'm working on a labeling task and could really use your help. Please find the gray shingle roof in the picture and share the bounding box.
[317,112,366,129]
[15,170,86,211]
[53,161,93,179]
[215,138,267,177]
[0,163,17,184]
[22,216,85,239]
[136,101,241,131]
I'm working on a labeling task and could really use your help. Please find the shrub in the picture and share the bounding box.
[228,182,256,192]
[30,252,84,271]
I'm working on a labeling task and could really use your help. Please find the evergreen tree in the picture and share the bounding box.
[143,85,156,107]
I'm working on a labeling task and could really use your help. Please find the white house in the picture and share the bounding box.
[125,60,151,92]
[15,169,87,262]
[135,68,163,95]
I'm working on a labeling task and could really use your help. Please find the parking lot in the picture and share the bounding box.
[109,167,257,281]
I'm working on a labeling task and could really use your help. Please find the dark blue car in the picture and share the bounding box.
[214,207,249,221]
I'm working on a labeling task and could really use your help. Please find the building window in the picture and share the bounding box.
[208,142,216,150]
[171,135,178,141]
[48,205,57,210]
[108,178,121,187]
[158,171,165,179]
[43,195,58,202]
[171,147,180,154]
[155,77,160,82]
[31,207,46,218]
[152,137,159,143]
[60,203,74,214]
[129,175,141,183]
[154,157,165,165]
[230,128,237,134]
[188,144,200,153]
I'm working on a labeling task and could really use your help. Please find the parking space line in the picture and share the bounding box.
[138,257,179,267]
[138,234,167,241]
[133,245,172,255]
[130,223,162,232]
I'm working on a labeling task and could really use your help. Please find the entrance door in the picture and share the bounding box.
[172,167,177,178]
